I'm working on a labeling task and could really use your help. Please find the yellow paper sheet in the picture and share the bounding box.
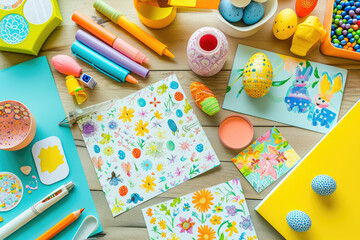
[168,0,220,9]
[255,100,360,239]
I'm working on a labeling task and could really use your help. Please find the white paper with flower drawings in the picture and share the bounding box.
[78,74,220,217]
[142,178,258,240]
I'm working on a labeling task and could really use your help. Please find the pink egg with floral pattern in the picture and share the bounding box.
[0,100,36,151]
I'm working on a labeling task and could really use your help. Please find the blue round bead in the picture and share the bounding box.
[311,175,337,196]
[350,37,355,42]
[341,39,347,45]
[354,44,360,50]
[347,33,354,38]
[339,35,345,40]
[286,210,312,232]
[345,6,351,11]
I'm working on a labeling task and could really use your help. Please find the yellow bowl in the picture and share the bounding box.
[0,100,36,151]
[134,0,177,29]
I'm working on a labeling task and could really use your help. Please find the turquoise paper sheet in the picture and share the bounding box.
[0,57,102,239]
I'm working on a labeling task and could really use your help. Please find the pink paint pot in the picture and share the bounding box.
[219,114,253,149]
[0,100,36,151]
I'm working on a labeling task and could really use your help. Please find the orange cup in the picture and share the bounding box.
[0,100,36,151]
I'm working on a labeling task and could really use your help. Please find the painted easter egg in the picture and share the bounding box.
[219,0,244,23]
[166,140,175,151]
[311,175,337,196]
[94,145,100,153]
[167,119,178,135]
[174,92,184,101]
[132,148,141,159]
[118,150,126,160]
[273,8,298,40]
[137,98,146,107]
[243,2,264,25]
[286,210,312,232]
[170,81,179,89]
[196,144,204,152]
[230,0,251,8]
[190,82,220,116]
[243,53,273,98]
[119,185,128,197]
[176,109,183,117]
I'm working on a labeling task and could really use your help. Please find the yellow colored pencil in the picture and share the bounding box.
[36,208,84,240]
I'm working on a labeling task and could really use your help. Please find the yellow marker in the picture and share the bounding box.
[94,0,175,59]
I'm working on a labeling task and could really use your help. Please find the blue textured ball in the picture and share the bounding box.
[286,210,312,232]
[219,0,244,23]
[196,144,204,152]
[311,175,337,196]
[243,2,264,25]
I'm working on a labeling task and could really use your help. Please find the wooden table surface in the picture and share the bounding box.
[1,0,359,239]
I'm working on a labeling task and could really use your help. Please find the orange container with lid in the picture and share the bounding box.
[320,0,360,60]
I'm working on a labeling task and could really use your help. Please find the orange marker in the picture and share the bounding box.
[94,0,175,59]
[36,209,85,240]
[72,11,149,64]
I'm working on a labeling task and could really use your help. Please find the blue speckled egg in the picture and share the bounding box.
[286,210,312,232]
[94,145,100,153]
[219,0,244,23]
[137,98,146,107]
[311,175,337,196]
[118,150,126,160]
[243,2,264,25]
[170,81,179,89]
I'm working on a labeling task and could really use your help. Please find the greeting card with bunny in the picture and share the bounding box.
[223,44,347,134]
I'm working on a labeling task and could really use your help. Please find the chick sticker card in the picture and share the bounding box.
[232,127,301,193]
[142,178,257,240]
[32,136,69,185]
[223,44,348,134]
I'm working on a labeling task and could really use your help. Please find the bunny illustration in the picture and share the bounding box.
[308,72,343,128]
[285,65,313,113]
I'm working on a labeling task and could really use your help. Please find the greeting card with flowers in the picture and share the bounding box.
[143,178,257,240]
[232,127,301,193]
[77,74,220,217]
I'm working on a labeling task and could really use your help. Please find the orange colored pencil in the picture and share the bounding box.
[36,209,85,240]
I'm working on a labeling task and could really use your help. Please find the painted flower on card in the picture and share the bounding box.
[97,115,103,121]
[197,225,216,240]
[177,217,195,234]
[213,203,223,213]
[138,109,150,118]
[192,189,214,213]
[146,208,153,217]
[157,83,168,95]
[161,232,166,238]
[155,128,167,139]
[247,236,258,240]
[154,110,163,119]
[150,217,156,224]
[173,167,184,177]
[150,97,161,107]
[284,149,301,168]
[183,203,190,212]
[159,220,167,230]
[107,121,116,130]
[225,221,238,237]
[141,159,153,171]
[140,175,156,193]
[253,153,279,180]
[179,140,192,153]
[167,233,180,240]
[210,215,221,225]
[103,146,114,156]
[81,121,98,137]
[226,205,238,216]
[119,106,135,122]
[157,164,163,172]
[127,193,144,204]
[135,119,149,136]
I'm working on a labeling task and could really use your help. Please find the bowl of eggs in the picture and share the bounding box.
[216,0,278,38]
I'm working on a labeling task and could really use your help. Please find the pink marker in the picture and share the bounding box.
[51,55,97,89]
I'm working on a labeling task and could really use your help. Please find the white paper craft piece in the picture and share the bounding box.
[78,74,221,217]
[32,136,69,185]
[142,178,258,240]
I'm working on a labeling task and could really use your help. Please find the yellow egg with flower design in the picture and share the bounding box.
[243,53,273,98]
